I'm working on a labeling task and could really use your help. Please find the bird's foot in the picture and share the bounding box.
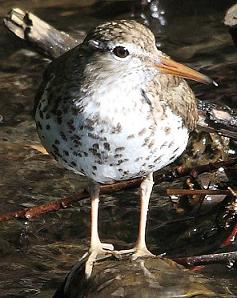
[114,246,155,260]
[84,242,114,278]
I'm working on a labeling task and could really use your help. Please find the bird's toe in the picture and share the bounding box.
[131,247,155,260]
[85,245,114,278]
[113,246,155,260]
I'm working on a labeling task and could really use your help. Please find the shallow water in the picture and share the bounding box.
[0,0,237,297]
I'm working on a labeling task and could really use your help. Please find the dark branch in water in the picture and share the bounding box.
[174,251,237,266]
[167,189,231,196]
[0,158,236,222]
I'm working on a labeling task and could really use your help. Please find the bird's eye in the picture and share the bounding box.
[112,46,129,58]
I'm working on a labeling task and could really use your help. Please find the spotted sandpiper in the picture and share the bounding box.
[34,20,214,277]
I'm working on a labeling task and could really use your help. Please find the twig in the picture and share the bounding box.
[173,157,237,178]
[0,158,236,222]
[167,189,231,196]
[3,8,79,59]
[0,179,142,221]
[221,224,237,248]
[174,251,237,266]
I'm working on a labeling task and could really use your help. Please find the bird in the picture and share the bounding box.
[34,20,214,278]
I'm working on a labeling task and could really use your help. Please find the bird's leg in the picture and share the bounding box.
[85,181,114,278]
[114,173,155,259]
[133,172,154,258]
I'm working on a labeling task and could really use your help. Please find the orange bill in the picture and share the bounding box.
[156,56,217,86]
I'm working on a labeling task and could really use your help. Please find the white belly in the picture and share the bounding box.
[36,93,188,183]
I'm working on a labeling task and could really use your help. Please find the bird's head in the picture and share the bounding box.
[82,20,216,88]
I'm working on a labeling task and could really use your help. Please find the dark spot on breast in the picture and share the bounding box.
[115,154,122,159]
[127,134,135,139]
[67,119,76,131]
[60,131,67,141]
[112,123,122,134]
[56,110,62,124]
[95,160,102,165]
[142,137,150,146]
[72,106,84,115]
[168,141,174,148]
[95,152,101,158]
[71,161,76,167]
[135,157,142,162]
[73,139,82,146]
[93,143,99,150]
[71,134,81,141]
[83,152,88,157]
[141,89,152,106]
[160,141,168,149]
[92,165,97,170]
[138,128,146,136]
[55,139,60,145]
[36,121,42,130]
[148,140,155,149]
[46,124,50,130]
[45,113,50,119]
[89,148,97,155]
[57,117,62,124]
[54,151,62,158]
[88,132,100,139]
[170,155,176,161]
[63,150,69,156]
[84,125,94,131]
[104,142,110,151]
[115,147,125,152]
[118,168,123,172]
[154,156,161,163]
[52,144,59,151]
[173,147,179,153]
[39,110,44,119]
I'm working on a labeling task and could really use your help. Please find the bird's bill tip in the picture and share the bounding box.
[156,56,216,86]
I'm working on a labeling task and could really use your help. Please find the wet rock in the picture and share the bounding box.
[54,256,218,298]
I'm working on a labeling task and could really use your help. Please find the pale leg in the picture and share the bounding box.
[115,173,155,258]
[134,172,154,257]
[85,182,114,278]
